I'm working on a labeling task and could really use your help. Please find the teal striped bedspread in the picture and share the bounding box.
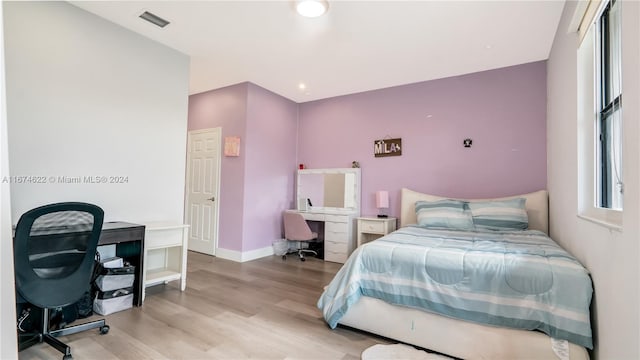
[317,226,593,349]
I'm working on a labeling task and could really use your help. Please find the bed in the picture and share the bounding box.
[317,188,592,360]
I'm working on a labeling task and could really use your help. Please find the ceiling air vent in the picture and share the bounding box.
[139,11,170,28]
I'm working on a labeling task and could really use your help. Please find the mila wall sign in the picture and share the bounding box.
[374,138,402,157]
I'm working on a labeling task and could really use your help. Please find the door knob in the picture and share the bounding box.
[207,197,215,202]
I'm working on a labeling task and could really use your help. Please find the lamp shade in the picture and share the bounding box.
[375,191,389,209]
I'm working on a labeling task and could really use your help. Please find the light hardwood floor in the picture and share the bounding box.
[18,252,389,360]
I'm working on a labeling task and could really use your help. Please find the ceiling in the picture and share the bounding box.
[70,1,565,103]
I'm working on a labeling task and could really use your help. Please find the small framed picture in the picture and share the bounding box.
[224,136,240,157]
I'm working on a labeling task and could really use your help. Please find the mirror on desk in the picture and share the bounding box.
[297,168,361,212]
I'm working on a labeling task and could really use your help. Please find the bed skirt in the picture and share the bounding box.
[339,296,589,360]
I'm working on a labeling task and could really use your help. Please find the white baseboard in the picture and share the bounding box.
[215,245,274,263]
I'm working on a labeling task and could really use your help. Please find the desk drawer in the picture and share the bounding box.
[325,230,347,242]
[325,240,348,254]
[145,228,185,249]
[325,241,349,264]
[302,213,325,221]
[324,251,348,264]
[359,220,385,234]
[325,221,348,233]
[325,214,348,223]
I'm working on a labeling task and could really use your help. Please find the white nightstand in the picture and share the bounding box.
[357,216,397,247]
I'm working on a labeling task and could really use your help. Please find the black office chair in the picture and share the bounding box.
[14,202,109,360]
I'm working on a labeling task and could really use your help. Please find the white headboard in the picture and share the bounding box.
[400,188,549,234]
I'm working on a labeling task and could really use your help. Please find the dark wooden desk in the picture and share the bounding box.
[99,222,145,306]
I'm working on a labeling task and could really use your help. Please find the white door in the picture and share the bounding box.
[184,128,221,255]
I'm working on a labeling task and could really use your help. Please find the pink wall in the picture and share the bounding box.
[188,83,248,252]
[188,82,297,252]
[297,61,547,218]
[188,62,547,253]
[243,83,298,251]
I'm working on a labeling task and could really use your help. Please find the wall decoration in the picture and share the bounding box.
[224,136,240,156]
[463,138,473,148]
[374,138,402,157]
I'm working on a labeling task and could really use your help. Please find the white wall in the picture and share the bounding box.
[3,1,189,223]
[547,1,639,359]
[0,2,17,358]
[2,1,189,354]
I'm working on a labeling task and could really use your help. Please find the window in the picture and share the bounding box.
[595,0,623,210]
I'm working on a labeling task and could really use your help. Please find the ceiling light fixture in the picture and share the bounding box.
[296,0,329,18]
[139,11,170,28]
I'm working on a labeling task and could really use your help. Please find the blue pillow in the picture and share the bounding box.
[415,199,474,231]
[467,198,528,231]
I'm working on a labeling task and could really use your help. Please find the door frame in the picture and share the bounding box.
[184,127,222,256]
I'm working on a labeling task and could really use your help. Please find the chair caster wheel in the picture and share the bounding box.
[300,257,306,262]
[100,325,110,335]
[63,354,73,360]
[282,255,287,260]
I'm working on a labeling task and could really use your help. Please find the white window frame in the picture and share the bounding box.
[576,0,623,229]
[595,0,623,210]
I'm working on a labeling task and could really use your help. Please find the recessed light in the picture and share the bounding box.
[296,0,329,18]
[298,83,307,90]
[139,11,170,28]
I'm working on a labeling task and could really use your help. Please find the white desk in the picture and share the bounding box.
[287,210,358,263]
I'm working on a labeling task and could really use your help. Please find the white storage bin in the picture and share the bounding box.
[93,293,133,315]
[95,274,135,292]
